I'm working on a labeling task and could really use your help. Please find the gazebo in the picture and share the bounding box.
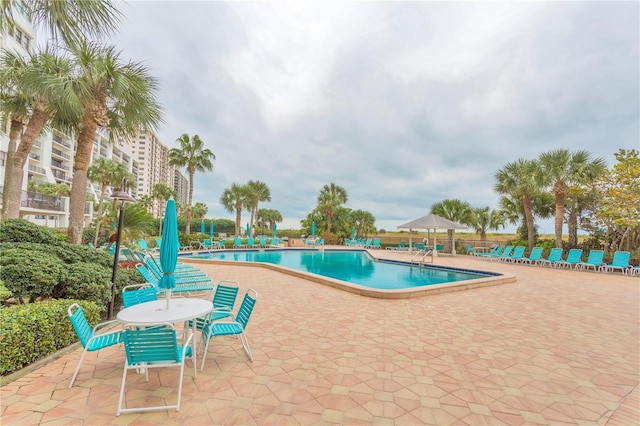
[397,213,467,255]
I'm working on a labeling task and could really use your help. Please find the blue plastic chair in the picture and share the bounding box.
[537,248,564,267]
[67,303,122,388]
[122,284,157,308]
[371,238,381,249]
[188,280,240,333]
[201,289,258,370]
[601,251,631,273]
[117,324,194,415]
[556,249,583,269]
[576,250,605,271]
[518,247,544,264]
[503,246,526,262]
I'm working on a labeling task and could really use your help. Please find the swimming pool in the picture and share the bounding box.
[188,249,498,291]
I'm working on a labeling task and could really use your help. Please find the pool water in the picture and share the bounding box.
[189,249,492,290]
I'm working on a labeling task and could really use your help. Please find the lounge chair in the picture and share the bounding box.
[247,237,258,248]
[371,238,381,249]
[575,250,605,271]
[629,265,640,276]
[502,246,526,262]
[477,245,504,259]
[386,241,407,251]
[493,245,513,261]
[259,237,268,248]
[269,237,280,248]
[233,237,246,248]
[555,249,583,269]
[518,247,544,264]
[537,248,564,267]
[601,251,631,273]
[135,264,214,296]
[117,323,194,415]
[67,303,123,388]
[201,289,258,370]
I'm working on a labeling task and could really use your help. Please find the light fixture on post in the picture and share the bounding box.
[108,178,137,320]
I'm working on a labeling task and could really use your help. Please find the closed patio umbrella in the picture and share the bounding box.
[246,222,250,237]
[273,223,277,237]
[351,227,356,240]
[200,220,205,234]
[311,221,316,237]
[159,198,178,308]
[210,220,214,239]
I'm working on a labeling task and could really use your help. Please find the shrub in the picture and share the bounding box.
[0,280,12,303]
[0,248,65,303]
[0,299,102,375]
[55,263,111,306]
[0,219,60,244]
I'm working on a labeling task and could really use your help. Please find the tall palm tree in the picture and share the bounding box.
[87,157,128,246]
[221,183,249,236]
[538,149,607,248]
[494,159,544,250]
[168,134,215,235]
[0,48,78,219]
[469,206,506,242]
[317,183,348,233]
[246,180,270,237]
[1,0,121,48]
[431,199,473,249]
[66,42,163,244]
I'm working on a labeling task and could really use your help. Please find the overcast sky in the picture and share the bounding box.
[112,1,639,233]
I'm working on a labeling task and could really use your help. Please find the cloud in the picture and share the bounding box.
[113,1,639,234]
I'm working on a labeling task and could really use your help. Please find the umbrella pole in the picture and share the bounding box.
[166,289,171,309]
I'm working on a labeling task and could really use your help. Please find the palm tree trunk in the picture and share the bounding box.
[3,110,49,218]
[1,119,24,219]
[68,119,98,244]
[568,210,578,248]
[523,196,535,251]
[185,171,194,234]
[554,193,566,248]
[93,184,108,246]
[235,207,242,236]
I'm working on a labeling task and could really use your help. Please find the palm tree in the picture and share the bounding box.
[469,206,506,242]
[150,183,175,234]
[538,149,607,248]
[351,209,376,238]
[317,183,348,233]
[431,199,473,249]
[221,183,250,236]
[495,159,545,250]
[66,42,163,244]
[246,180,270,237]
[257,208,282,234]
[87,158,129,246]
[1,0,121,48]
[168,134,215,235]
[0,48,78,219]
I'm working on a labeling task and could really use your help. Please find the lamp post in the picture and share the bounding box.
[108,178,136,320]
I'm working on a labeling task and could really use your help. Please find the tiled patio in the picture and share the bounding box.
[1,249,638,425]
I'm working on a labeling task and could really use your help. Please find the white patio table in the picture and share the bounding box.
[117,298,212,377]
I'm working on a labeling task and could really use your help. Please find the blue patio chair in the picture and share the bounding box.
[135,264,214,296]
[556,249,583,269]
[188,280,240,334]
[493,245,513,261]
[247,237,258,248]
[117,323,194,415]
[201,289,258,370]
[575,250,604,271]
[518,247,544,264]
[601,251,631,273]
[371,238,381,249]
[503,246,526,262]
[537,248,564,267]
[122,284,157,308]
[259,237,268,248]
[67,303,123,388]
[270,237,279,248]
[233,237,246,248]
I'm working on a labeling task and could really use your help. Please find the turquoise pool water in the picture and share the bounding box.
[188,249,493,290]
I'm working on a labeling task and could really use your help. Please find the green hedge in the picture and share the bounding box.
[0,299,102,376]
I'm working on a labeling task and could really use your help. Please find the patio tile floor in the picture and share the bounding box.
[1,249,638,425]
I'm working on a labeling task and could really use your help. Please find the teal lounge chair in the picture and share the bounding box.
[518,247,544,264]
[479,245,504,259]
[556,249,583,269]
[537,248,564,267]
[503,246,526,262]
[135,264,214,296]
[233,237,246,248]
[601,251,631,273]
[629,265,640,276]
[371,238,381,249]
[575,250,604,271]
[493,245,513,261]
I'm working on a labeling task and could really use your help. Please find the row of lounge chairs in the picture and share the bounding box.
[466,244,637,274]
[345,238,381,249]
[232,237,281,249]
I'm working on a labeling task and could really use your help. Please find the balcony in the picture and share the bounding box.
[52,170,70,182]
[28,152,41,161]
[50,161,70,171]
[52,135,71,149]
[21,191,66,212]
[27,164,46,175]
[51,148,71,160]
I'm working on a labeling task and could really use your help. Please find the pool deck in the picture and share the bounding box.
[2,248,639,425]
